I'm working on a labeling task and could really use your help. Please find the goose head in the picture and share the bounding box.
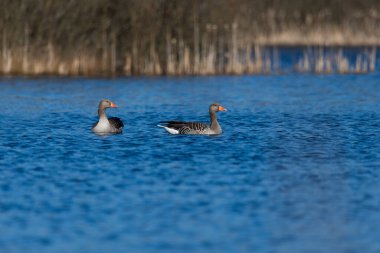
[209,102,227,113]
[99,99,118,110]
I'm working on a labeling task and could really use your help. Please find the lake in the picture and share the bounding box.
[0,74,379,253]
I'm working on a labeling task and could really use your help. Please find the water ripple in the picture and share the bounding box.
[0,75,380,253]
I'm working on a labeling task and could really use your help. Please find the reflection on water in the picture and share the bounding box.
[0,74,379,253]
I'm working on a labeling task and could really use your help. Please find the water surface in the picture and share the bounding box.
[0,74,380,253]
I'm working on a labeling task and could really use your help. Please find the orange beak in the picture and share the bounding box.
[218,105,227,111]
[110,102,118,108]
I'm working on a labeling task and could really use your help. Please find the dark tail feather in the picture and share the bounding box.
[109,117,124,129]
[159,120,187,130]
[159,120,185,124]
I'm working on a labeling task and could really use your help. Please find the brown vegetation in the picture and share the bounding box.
[0,0,379,76]
[296,47,376,74]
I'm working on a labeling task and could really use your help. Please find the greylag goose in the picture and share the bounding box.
[92,99,124,134]
[159,103,227,135]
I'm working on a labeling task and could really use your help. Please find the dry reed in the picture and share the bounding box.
[1,0,379,76]
[296,47,376,74]
[0,30,377,76]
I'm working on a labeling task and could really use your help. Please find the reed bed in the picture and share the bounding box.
[0,27,281,76]
[0,38,376,76]
[0,0,379,76]
[296,47,377,74]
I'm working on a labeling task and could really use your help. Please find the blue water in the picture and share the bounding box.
[0,74,380,253]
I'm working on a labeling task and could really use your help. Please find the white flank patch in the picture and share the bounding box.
[93,118,111,133]
[157,125,179,135]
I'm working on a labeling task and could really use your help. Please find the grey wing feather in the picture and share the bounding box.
[162,121,209,134]
[185,122,209,132]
